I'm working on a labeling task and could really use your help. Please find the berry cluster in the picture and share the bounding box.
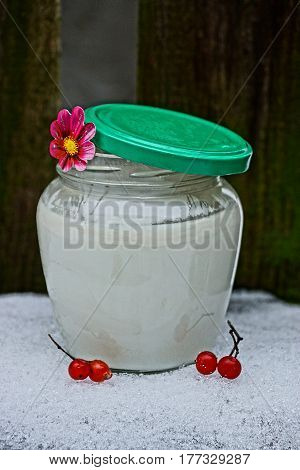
[48,335,112,383]
[195,320,243,380]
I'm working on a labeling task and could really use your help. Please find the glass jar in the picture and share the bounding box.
[37,153,243,372]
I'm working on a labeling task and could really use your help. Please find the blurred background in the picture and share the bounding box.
[0,0,299,301]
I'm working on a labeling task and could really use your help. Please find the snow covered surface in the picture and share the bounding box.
[0,291,299,450]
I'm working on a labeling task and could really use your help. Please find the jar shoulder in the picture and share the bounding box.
[37,175,242,224]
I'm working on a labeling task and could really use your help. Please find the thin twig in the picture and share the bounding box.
[48,334,75,360]
[227,320,243,357]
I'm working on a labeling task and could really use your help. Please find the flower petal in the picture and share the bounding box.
[70,106,85,139]
[78,141,95,161]
[57,109,71,137]
[50,120,63,139]
[49,140,66,159]
[58,155,74,172]
[78,122,96,145]
[74,158,87,171]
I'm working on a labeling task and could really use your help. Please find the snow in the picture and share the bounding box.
[0,291,299,450]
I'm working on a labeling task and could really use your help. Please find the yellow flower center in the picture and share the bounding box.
[63,136,78,156]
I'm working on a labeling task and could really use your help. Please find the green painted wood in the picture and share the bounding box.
[0,0,60,292]
[138,0,300,302]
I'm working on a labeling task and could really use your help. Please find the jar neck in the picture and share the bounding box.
[56,153,220,196]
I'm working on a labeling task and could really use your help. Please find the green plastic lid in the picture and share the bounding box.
[85,104,252,176]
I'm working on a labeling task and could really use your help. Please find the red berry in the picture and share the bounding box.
[89,360,112,382]
[195,351,218,375]
[217,356,242,380]
[68,359,90,380]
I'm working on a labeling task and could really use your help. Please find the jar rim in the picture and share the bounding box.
[56,153,218,191]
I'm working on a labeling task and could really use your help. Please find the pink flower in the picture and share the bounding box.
[49,106,96,172]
